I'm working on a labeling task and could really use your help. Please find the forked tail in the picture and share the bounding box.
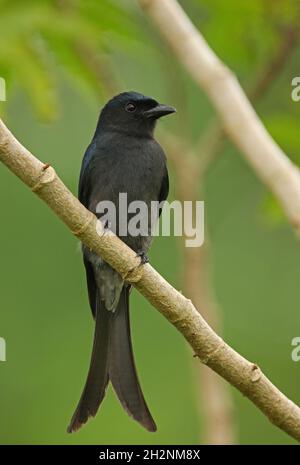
[67,287,156,433]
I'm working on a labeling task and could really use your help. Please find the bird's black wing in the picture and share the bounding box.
[78,141,98,318]
[158,164,169,217]
[78,140,96,207]
[83,256,97,319]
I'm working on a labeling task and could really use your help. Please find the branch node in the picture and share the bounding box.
[251,363,262,383]
[31,165,56,192]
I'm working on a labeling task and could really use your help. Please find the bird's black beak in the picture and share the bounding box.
[144,104,176,119]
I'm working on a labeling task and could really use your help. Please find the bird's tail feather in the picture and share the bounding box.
[67,295,110,433]
[67,287,156,433]
[109,287,156,432]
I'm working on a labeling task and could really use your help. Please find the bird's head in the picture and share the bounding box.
[96,91,176,137]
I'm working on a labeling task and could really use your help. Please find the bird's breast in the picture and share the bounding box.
[89,135,165,208]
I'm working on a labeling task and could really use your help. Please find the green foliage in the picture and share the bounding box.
[0,0,139,119]
[191,0,300,77]
[260,192,285,227]
[264,114,300,162]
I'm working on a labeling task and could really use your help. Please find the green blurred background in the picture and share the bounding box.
[1,0,300,444]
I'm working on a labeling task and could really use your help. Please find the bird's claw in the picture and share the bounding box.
[137,252,149,265]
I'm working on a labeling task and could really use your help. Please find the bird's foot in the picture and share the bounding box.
[136,251,149,265]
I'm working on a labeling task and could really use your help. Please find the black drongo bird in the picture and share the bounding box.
[68,91,176,433]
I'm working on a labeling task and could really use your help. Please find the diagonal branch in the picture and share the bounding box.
[138,0,300,234]
[1,119,300,441]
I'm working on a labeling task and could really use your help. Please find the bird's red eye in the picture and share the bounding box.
[125,102,136,112]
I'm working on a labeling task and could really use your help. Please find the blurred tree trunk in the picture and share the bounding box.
[163,134,236,443]
[182,198,236,444]
[161,19,298,441]
[154,3,299,443]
